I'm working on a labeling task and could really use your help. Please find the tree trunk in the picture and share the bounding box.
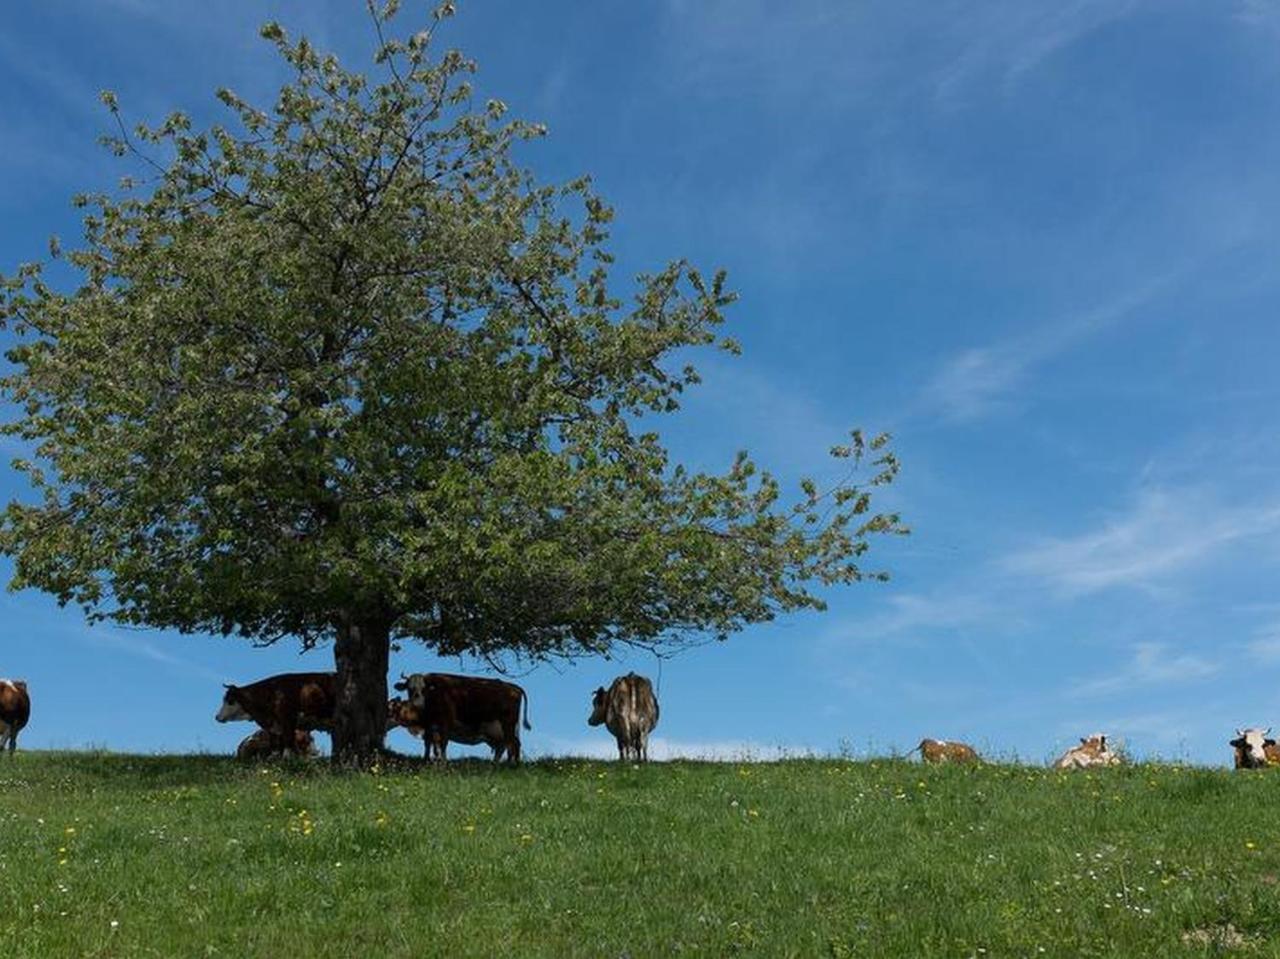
[331,615,391,767]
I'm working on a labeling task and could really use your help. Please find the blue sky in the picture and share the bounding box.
[2,1,1279,764]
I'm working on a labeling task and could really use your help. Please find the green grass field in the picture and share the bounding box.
[2,753,1279,957]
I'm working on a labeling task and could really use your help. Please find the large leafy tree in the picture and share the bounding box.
[0,4,905,763]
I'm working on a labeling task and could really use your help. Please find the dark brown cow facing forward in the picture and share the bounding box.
[589,673,660,762]
[393,673,530,763]
[216,672,336,756]
[0,679,30,756]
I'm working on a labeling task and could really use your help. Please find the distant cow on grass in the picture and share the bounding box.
[917,738,979,764]
[0,679,30,756]
[215,672,335,756]
[393,673,530,763]
[236,728,318,761]
[1054,733,1121,769]
[1230,727,1280,769]
[588,673,660,762]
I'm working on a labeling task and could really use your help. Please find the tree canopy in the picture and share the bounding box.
[0,3,905,760]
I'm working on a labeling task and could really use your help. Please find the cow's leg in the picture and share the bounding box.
[506,732,521,765]
[638,731,649,763]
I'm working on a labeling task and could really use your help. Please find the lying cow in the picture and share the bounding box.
[215,672,335,756]
[1053,733,1121,769]
[1230,727,1280,769]
[0,679,30,756]
[917,738,980,764]
[588,673,660,762]
[236,728,318,761]
[393,673,530,763]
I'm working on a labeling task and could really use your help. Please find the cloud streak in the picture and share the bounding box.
[1003,486,1280,597]
[921,278,1169,423]
[1069,642,1220,698]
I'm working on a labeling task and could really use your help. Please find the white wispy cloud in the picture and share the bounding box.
[826,590,1003,643]
[936,0,1144,104]
[921,278,1167,423]
[1002,486,1280,597]
[1069,642,1220,698]
[80,628,226,684]
[1247,622,1280,663]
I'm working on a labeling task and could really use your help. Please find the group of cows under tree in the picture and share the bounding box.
[213,670,660,764]
[3,673,1279,769]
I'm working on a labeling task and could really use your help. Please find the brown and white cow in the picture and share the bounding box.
[0,679,30,756]
[386,697,427,741]
[1230,727,1280,769]
[393,673,530,763]
[588,673,660,762]
[917,738,980,764]
[236,728,318,761]
[215,672,335,755]
[1053,733,1122,769]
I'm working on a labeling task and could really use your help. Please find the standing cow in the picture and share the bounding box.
[916,738,980,764]
[1054,733,1122,769]
[394,673,530,764]
[0,679,30,756]
[215,672,336,756]
[588,673,660,762]
[1230,727,1280,769]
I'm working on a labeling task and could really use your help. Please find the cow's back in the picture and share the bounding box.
[606,673,659,740]
[0,680,30,729]
[242,672,336,730]
[424,674,523,730]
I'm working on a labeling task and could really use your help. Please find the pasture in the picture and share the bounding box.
[2,753,1278,957]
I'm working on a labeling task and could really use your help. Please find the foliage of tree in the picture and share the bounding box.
[0,3,906,762]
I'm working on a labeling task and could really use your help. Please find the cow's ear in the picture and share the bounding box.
[1080,737,1089,745]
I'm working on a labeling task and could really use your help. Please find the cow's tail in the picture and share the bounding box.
[522,690,532,731]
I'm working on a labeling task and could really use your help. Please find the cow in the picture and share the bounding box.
[588,673,660,762]
[236,728,318,761]
[386,697,427,740]
[1230,727,1280,769]
[916,738,980,764]
[0,679,30,756]
[393,673,530,764]
[1053,733,1122,769]
[215,672,335,756]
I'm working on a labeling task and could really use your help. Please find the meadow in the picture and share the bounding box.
[2,752,1278,957]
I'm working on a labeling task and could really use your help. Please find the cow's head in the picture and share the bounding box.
[215,685,252,723]
[587,687,608,726]
[293,729,318,756]
[1231,727,1275,768]
[397,673,430,709]
[386,697,417,731]
[1079,733,1107,753]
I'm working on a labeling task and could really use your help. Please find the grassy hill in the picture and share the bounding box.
[2,752,1277,957]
